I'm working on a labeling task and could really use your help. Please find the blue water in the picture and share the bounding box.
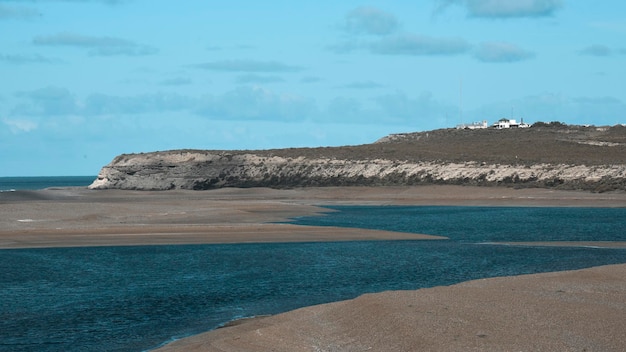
[0,176,96,191]
[291,205,626,242]
[1,206,625,352]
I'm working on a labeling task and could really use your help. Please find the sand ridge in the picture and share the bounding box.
[154,263,626,352]
[2,185,625,249]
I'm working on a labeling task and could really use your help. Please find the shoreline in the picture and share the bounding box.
[1,185,625,249]
[153,263,626,352]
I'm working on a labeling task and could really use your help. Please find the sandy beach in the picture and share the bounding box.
[155,263,626,352]
[2,185,625,351]
[2,185,625,249]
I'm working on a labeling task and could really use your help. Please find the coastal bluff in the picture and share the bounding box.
[90,125,626,191]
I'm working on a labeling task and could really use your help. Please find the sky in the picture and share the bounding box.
[1,0,625,176]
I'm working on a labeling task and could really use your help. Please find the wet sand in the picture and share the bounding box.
[2,185,625,351]
[1,185,625,249]
[155,263,626,352]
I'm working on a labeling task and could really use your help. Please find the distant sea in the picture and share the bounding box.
[1,205,625,352]
[0,176,96,191]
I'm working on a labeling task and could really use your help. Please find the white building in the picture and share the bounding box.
[492,118,531,129]
[456,120,488,130]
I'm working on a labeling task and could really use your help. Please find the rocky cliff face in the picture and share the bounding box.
[90,125,626,191]
[89,151,625,192]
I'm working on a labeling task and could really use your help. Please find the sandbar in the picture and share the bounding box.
[155,263,626,352]
[1,185,624,249]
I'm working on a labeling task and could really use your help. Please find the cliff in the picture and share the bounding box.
[90,124,626,192]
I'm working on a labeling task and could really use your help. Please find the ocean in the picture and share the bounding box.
[1,180,625,351]
[0,176,96,191]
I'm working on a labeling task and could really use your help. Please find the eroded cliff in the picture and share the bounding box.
[89,125,626,191]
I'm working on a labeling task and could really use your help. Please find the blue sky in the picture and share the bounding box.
[1,0,625,176]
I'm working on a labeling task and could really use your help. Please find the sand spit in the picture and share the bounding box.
[490,241,626,249]
[155,263,626,352]
[1,185,625,249]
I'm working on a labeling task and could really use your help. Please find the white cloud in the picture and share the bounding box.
[579,44,612,57]
[13,86,77,116]
[9,86,318,122]
[474,42,535,62]
[342,6,399,35]
[83,93,192,115]
[33,32,158,56]
[325,96,367,122]
[236,74,285,84]
[0,53,61,64]
[340,81,384,89]
[321,91,455,127]
[12,87,193,116]
[370,33,471,56]
[467,0,562,18]
[331,7,469,57]
[195,86,315,121]
[159,77,192,86]
[326,40,362,54]
[10,0,129,4]
[189,60,303,73]
[0,4,40,20]
[2,118,38,133]
[375,91,455,124]
[435,0,563,19]
[301,76,321,83]
[574,96,622,105]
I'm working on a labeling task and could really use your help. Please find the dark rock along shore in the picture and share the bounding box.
[90,124,626,192]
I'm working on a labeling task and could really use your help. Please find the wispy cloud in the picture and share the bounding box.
[10,85,315,123]
[435,0,563,19]
[236,74,285,84]
[0,53,61,64]
[588,20,626,35]
[195,86,315,121]
[2,118,38,134]
[12,86,191,116]
[370,33,471,56]
[574,96,622,105]
[326,40,361,54]
[83,93,191,115]
[579,44,613,57]
[340,81,384,89]
[300,76,321,83]
[189,60,303,73]
[325,96,367,122]
[474,42,534,62]
[331,7,470,57]
[12,0,129,4]
[342,6,399,35]
[0,4,40,20]
[374,91,455,123]
[33,32,158,56]
[13,86,77,116]
[159,77,192,86]
[321,91,455,125]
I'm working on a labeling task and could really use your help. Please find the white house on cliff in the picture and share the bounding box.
[456,118,531,130]
[492,118,531,129]
[456,120,488,130]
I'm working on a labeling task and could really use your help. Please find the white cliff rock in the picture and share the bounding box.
[89,151,625,191]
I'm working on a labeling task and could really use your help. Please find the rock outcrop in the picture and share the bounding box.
[89,125,626,192]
